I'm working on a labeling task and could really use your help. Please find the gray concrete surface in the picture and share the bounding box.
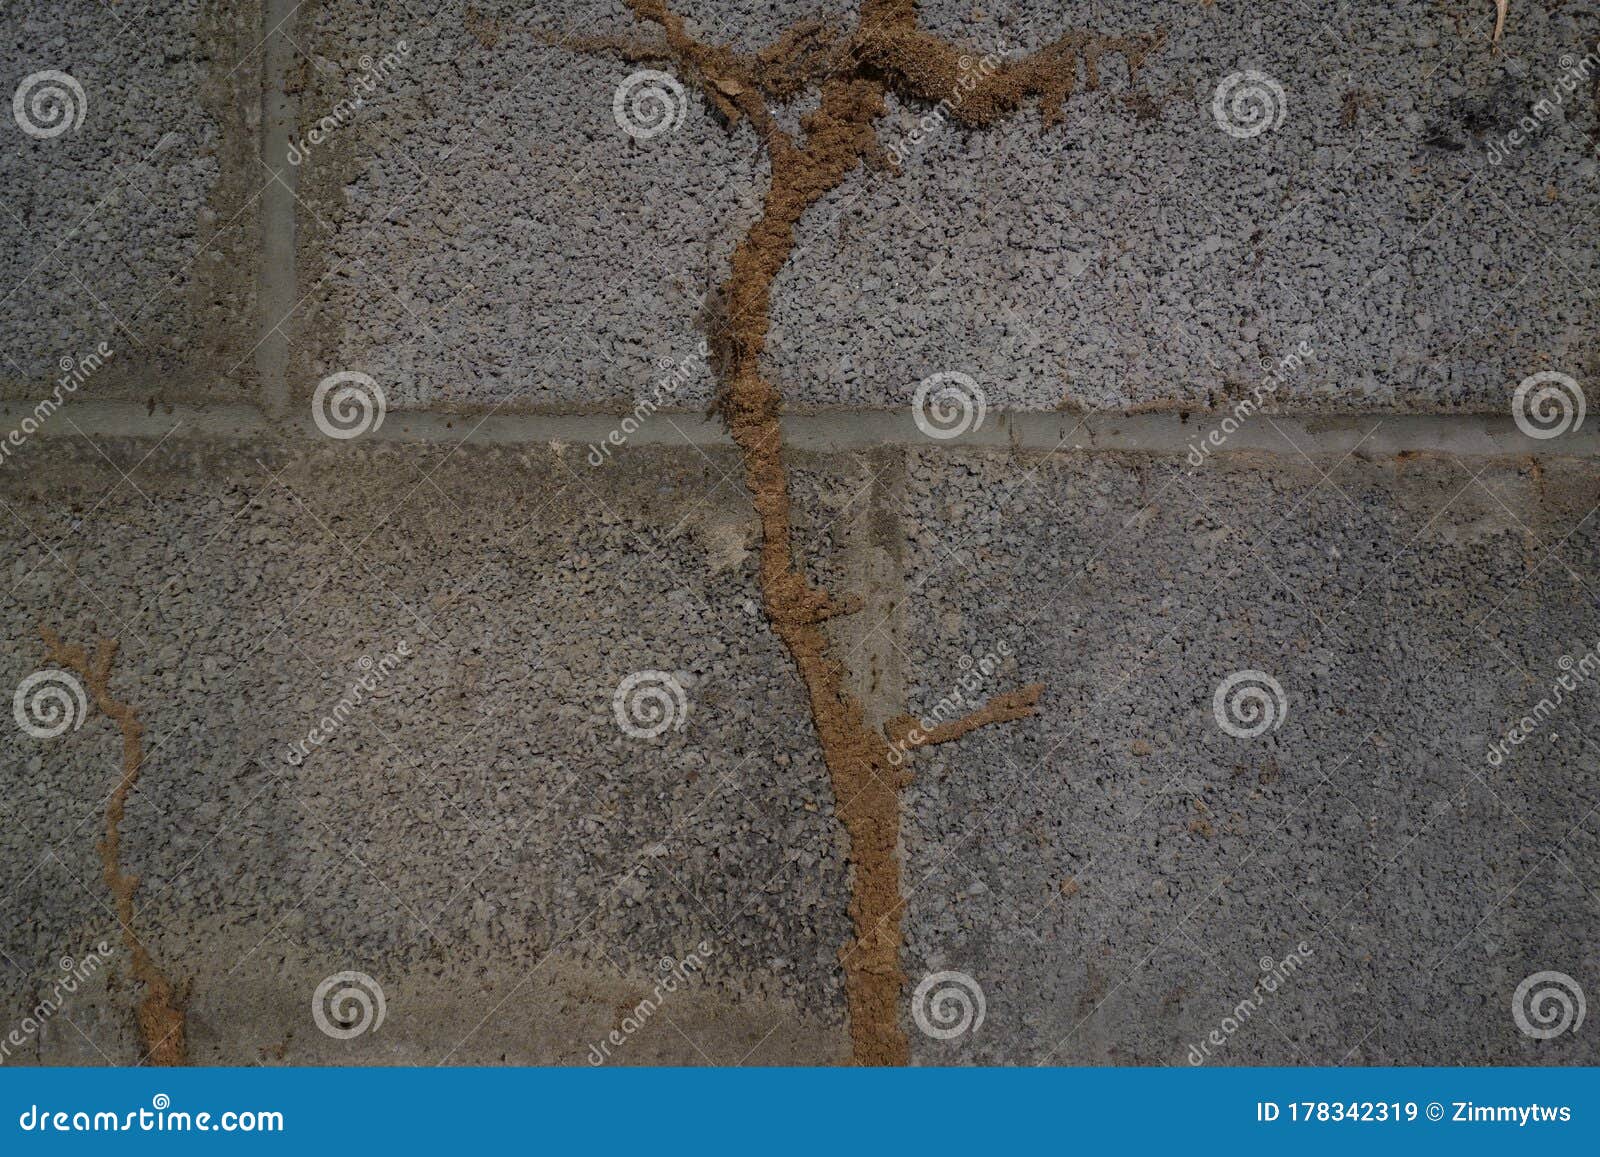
[779,0,1597,412]
[286,0,1596,413]
[2,432,1597,1065]
[0,439,853,1064]
[0,1,262,403]
[2,0,1597,1068]
[898,448,1600,1064]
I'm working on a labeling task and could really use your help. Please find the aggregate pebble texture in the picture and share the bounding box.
[292,0,781,412]
[0,440,852,1064]
[0,1,263,403]
[2,0,1598,1069]
[898,447,1600,1065]
[290,0,1596,413]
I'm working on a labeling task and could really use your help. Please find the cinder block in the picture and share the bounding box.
[290,1,812,413]
[0,438,849,1063]
[294,1,1594,416]
[773,0,1596,411]
[0,2,263,403]
[896,446,1600,1064]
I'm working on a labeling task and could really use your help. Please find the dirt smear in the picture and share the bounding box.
[595,0,1161,1064]
[40,628,187,1066]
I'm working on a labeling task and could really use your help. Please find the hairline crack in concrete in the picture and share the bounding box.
[588,0,1163,1064]
[40,628,187,1066]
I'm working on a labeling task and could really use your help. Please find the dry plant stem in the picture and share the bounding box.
[40,628,186,1066]
[1493,1,1508,51]
[609,0,1156,1064]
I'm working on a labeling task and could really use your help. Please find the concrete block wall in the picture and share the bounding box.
[1,1,1596,1065]
[1,2,262,403]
